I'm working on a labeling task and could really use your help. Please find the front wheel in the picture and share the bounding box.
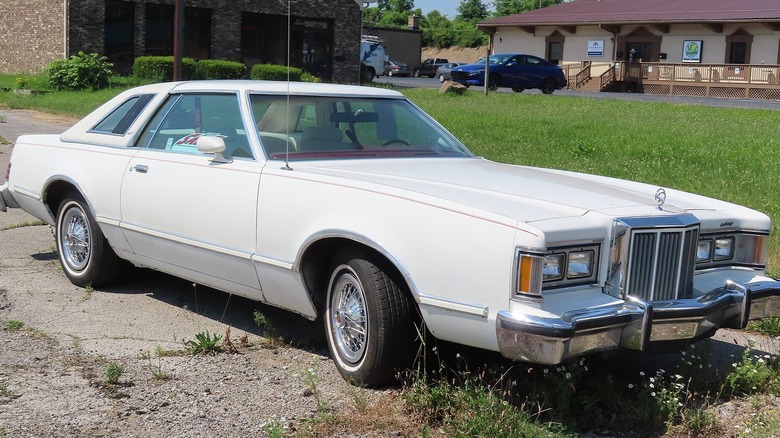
[541,77,557,94]
[387,70,394,77]
[488,74,500,91]
[413,69,420,78]
[325,248,416,387]
[56,192,122,287]
[438,73,445,83]
[512,87,524,93]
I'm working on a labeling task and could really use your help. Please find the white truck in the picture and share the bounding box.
[360,35,386,80]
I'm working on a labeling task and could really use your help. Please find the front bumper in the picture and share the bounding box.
[0,181,18,212]
[496,279,780,365]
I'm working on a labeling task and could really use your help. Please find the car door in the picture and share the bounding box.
[120,92,264,300]
[501,55,527,88]
[523,55,550,89]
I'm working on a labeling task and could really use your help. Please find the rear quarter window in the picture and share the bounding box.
[91,94,155,135]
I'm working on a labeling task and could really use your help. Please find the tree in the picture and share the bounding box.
[363,0,418,27]
[493,0,563,17]
[457,0,490,21]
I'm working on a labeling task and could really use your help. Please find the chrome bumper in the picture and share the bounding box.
[496,280,780,365]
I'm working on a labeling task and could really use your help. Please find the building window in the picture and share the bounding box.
[725,30,753,64]
[241,14,333,80]
[105,0,135,75]
[144,4,212,59]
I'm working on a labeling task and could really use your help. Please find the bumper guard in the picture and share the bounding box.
[496,279,780,364]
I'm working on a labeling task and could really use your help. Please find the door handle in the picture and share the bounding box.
[131,164,149,174]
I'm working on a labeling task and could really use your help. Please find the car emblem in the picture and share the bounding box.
[655,188,667,208]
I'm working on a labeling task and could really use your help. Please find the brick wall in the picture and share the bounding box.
[0,0,66,73]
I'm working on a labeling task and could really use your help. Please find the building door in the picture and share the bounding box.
[627,43,652,62]
[291,19,333,80]
[105,0,135,75]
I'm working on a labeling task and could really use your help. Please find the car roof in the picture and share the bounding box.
[121,80,405,99]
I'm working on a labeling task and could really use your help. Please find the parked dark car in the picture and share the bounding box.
[412,58,449,78]
[451,53,567,94]
[383,60,411,77]
[435,62,464,82]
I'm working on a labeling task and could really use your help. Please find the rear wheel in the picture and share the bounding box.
[488,74,500,91]
[541,77,556,94]
[512,87,524,93]
[324,248,416,387]
[55,192,122,287]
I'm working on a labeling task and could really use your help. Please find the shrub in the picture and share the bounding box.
[250,64,303,81]
[195,59,248,80]
[133,56,196,82]
[47,52,114,90]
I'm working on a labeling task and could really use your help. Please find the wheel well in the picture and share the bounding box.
[43,180,79,218]
[300,238,415,319]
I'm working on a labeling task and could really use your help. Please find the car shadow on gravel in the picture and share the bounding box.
[98,266,329,354]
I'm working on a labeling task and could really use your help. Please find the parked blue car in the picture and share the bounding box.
[451,53,567,94]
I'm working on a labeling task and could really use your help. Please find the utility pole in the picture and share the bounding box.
[173,0,184,81]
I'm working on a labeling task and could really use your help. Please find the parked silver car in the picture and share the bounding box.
[383,60,411,77]
[436,62,465,82]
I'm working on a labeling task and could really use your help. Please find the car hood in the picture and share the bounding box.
[453,63,486,73]
[293,157,745,225]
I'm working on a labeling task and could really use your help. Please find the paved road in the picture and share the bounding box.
[375,75,780,111]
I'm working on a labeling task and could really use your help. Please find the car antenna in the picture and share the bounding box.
[282,0,293,171]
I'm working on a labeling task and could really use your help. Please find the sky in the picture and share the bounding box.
[413,0,462,18]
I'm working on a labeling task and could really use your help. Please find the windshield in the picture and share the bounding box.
[488,54,513,65]
[250,94,472,161]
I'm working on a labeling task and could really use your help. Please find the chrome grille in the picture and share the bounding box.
[608,215,699,302]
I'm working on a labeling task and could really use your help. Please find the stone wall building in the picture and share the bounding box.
[0,0,363,83]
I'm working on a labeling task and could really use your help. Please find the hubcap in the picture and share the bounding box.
[330,271,367,364]
[61,206,90,271]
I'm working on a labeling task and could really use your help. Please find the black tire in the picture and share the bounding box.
[55,192,122,287]
[324,248,416,387]
[541,77,556,94]
[438,73,445,83]
[512,87,524,93]
[413,69,420,78]
[488,74,500,91]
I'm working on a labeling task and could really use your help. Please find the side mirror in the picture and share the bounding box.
[506,61,517,67]
[196,135,232,163]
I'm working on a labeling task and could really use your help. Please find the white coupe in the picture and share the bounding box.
[2,81,779,386]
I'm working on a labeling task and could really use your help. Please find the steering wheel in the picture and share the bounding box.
[382,139,410,147]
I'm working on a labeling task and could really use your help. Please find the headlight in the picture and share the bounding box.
[697,233,767,268]
[697,239,712,263]
[568,250,595,278]
[517,245,600,300]
[713,237,734,261]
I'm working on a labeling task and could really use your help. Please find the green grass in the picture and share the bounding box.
[403,89,780,271]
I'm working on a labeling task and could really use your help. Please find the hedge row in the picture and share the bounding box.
[133,57,319,82]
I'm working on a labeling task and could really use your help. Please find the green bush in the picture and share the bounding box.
[47,52,114,90]
[195,60,248,80]
[250,64,303,81]
[133,56,196,82]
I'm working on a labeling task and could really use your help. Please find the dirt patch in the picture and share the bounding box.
[421,45,488,64]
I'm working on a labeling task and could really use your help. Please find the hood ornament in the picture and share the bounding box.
[654,188,667,208]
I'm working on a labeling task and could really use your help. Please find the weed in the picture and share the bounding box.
[0,135,8,145]
[301,364,328,415]
[0,114,5,122]
[3,320,24,330]
[724,343,779,397]
[103,362,124,385]
[679,405,716,435]
[154,345,169,357]
[0,382,11,397]
[749,317,780,337]
[221,326,238,354]
[82,282,94,301]
[254,310,285,346]
[344,382,369,413]
[184,331,222,355]
[142,352,172,381]
[261,416,288,438]
[0,219,45,231]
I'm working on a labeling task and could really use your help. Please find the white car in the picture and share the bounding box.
[1,81,779,386]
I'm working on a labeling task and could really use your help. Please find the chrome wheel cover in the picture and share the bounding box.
[330,270,368,364]
[60,205,90,272]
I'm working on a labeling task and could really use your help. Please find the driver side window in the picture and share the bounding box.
[137,94,254,159]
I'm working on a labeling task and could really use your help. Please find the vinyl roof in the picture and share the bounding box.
[479,0,780,27]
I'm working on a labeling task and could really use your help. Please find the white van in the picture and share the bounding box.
[360,35,386,80]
